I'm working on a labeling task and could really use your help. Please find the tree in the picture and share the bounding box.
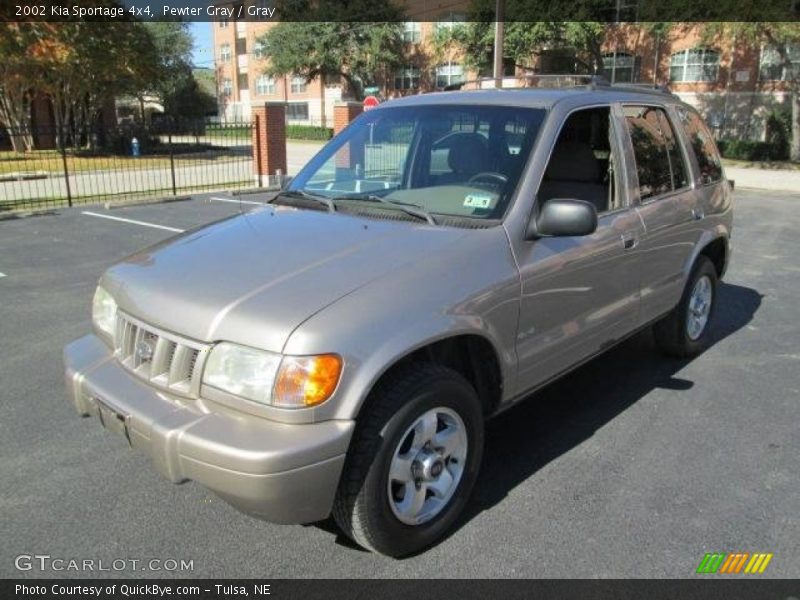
[0,23,48,151]
[140,22,197,119]
[701,23,800,161]
[256,1,406,101]
[434,21,607,77]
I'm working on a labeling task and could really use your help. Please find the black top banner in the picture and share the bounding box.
[2,0,800,22]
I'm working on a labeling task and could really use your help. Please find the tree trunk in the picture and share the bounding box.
[792,92,800,162]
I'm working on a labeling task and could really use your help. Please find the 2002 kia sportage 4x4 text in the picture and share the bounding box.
[64,84,732,557]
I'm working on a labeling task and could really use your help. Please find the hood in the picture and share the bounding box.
[103,206,467,352]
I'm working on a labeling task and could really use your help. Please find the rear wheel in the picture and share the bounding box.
[333,363,484,557]
[654,256,718,357]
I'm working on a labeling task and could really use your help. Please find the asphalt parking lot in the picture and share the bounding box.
[1,189,798,578]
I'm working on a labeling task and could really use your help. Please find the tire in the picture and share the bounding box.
[333,363,484,557]
[653,256,718,358]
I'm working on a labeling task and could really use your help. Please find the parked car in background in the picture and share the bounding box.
[64,81,733,557]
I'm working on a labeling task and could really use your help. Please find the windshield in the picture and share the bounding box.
[288,104,547,221]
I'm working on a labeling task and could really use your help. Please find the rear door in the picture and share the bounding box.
[621,104,701,324]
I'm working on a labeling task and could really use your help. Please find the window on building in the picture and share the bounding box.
[435,62,465,88]
[235,38,247,55]
[219,19,228,28]
[286,102,309,121]
[759,44,800,81]
[602,52,638,83]
[220,43,232,63]
[255,74,275,95]
[675,106,724,185]
[669,48,720,82]
[254,39,268,59]
[403,21,421,43]
[394,66,421,90]
[434,12,465,32]
[237,73,248,91]
[221,79,233,96]
[290,76,307,94]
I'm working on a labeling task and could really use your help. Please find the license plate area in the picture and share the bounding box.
[94,397,132,446]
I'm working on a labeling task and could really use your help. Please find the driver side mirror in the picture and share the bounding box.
[526,198,598,240]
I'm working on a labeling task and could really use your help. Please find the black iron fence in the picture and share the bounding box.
[0,120,254,213]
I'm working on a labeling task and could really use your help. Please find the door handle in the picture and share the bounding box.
[621,232,638,250]
[692,208,705,221]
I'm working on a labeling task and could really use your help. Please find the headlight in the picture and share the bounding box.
[92,285,117,340]
[203,343,342,409]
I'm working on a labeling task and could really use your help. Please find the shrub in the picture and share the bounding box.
[717,138,786,162]
[286,124,333,141]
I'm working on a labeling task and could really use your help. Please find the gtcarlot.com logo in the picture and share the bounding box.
[696,552,773,574]
[14,554,194,572]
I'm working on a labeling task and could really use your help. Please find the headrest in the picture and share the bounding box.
[545,142,600,182]
[447,134,489,174]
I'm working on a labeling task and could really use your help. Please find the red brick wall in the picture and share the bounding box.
[333,102,364,170]
[251,102,287,186]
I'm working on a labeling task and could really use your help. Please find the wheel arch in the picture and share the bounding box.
[683,228,730,283]
[353,331,506,422]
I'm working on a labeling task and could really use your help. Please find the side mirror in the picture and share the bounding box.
[526,198,598,239]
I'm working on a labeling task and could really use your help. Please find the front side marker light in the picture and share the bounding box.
[273,354,343,408]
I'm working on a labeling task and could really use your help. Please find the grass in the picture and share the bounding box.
[721,158,800,171]
[205,126,252,138]
[0,149,246,176]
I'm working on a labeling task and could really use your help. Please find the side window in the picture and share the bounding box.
[676,107,723,185]
[539,106,621,214]
[623,106,675,200]
[657,111,689,190]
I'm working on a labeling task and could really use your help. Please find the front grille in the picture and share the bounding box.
[114,313,209,397]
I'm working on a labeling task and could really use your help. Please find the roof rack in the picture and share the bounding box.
[444,73,611,91]
[443,74,675,97]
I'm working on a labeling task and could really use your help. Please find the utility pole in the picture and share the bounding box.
[493,0,505,88]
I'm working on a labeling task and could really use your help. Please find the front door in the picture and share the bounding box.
[514,105,644,395]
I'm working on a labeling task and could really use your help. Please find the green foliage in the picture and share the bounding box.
[765,109,791,156]
[717,138,788,161]
[286,124,333,141]
[433,15,607,75]
[257,1,406,100]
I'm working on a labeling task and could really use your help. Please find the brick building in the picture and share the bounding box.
[213,2,798,140]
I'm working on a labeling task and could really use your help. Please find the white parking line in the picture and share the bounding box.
[209,196,264,206]
[0,272,6,278]
[81,211,185,233]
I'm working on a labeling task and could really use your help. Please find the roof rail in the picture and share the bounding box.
[440,74,679,98]
[444,73,611,92]
[608,82,676,97]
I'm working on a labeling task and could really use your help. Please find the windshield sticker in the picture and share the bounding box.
[463,194,493,209]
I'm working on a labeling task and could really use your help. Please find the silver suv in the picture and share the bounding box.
[64,85,732,557]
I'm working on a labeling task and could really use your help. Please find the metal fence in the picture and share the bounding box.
[0,120,254,213]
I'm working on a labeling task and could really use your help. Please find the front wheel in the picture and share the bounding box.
[332,363,484,557]
[654,256,718,357]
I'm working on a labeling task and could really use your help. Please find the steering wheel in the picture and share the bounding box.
[467,172,508,186]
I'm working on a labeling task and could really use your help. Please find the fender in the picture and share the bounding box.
[681,224,731,285]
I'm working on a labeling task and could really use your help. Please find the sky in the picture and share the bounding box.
[189,22,214,69]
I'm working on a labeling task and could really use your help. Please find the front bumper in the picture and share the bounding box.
[63,334,354,524]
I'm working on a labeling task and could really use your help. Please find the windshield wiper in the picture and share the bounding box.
[273,190,335,212]
[332,194,437,225]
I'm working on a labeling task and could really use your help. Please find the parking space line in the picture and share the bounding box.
[210,196,264,206]
[0,272,6,278]
[81,211,185,233]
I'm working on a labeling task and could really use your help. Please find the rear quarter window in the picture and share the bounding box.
[676,107,724,185]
